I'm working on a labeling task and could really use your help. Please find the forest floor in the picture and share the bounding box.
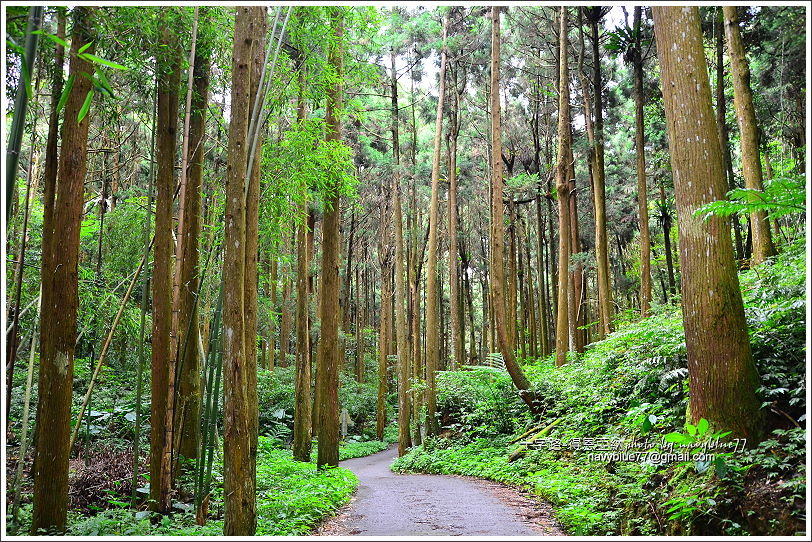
[315,445,564,536]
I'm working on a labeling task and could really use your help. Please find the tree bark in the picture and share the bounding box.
[715,10,745,261]
[423,13,448,437]
[175,15,210,464]
[32,7,94,533]
[587,8,614,336]
[390,51,413,455]
[223,7,264,534]
[652,6,763,441]
[293,51,312,462]
[316,8,344,469]
[723,6,777,265]
[490,7,539,411]
[554,7,572,368]
[633,7,651,318]
[151,17,180,516]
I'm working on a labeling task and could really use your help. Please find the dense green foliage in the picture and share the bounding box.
[12,436,360,536]
[395,241,806,536]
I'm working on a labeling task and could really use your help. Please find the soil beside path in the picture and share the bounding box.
[315,445,565,536]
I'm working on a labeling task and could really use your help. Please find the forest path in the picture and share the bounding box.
[315,445,564,536]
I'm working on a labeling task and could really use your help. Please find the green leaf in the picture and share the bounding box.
[77,88,93,123]
[686,424,697,437]
[56,74,75,113]
[33,30,69,49]
[664,432,690,444]
[80,52,128,71]
[77,40,93,54]
[697,418,709,436]
[6,39,24,55]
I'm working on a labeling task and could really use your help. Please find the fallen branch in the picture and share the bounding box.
[507,417,562,462]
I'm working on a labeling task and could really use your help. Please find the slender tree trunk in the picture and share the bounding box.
[587,8,613,336]
[279,230,293,366]
[269,258,278,370]
[175,17,210,464]
[659,181,677,296]
[150,16,180,516]
[633,7,651,318]
[390,51,413,454]
[376,246,391,442]
[652,6,763,441]
[554,7,572,368]
[423,13,448,437]
[715,10,745,261]
[316,8,343,469]
[293,51,312,462]
[490,7,539,411]
[32,7,94,533]
[448,75,463,370]
[723,6,777,265]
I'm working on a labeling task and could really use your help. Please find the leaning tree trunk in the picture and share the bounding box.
[32,7,94,534]
[723,6,777,265]
[490,7,539,412]
[652,6,763,441]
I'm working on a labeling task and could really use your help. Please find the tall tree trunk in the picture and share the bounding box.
[715,10,745,261]
[293,50,312,462]
[269,258,278,370]
[279,230,293,366]
[175,15,210,464]
[223,7,264,534]
[554,7,572,368]
[343,208,356,333]
[390,51,413,455]
[633,7,651,318]
[723,6,777,265]
[151,17,180,516]
[316,8,343,469]
[652,6,763,441]
[448,71,463,370]
[32,7,94,533]
[587,8,614,337]
[490,7,539,411]
[376,202,392,442]
[423,13,448,437]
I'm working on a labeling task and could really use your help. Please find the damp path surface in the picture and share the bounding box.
[315,445,565,536]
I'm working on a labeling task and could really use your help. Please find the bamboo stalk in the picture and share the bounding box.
[10,293,41,529]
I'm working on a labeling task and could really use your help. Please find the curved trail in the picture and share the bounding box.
[316,446,564,536]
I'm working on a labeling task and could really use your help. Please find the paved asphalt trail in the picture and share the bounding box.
[316,446,563,536]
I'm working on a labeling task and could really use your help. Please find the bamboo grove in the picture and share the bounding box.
[3,4,806,536]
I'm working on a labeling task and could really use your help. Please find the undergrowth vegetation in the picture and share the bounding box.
[394,240,806,536]
[14,436,359,536]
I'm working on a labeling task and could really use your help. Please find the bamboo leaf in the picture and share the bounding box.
[56,74,75,113]
[32,30,69,49]
[77,88,94,123]
[81,52,129,71]
[77,40,93,54]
